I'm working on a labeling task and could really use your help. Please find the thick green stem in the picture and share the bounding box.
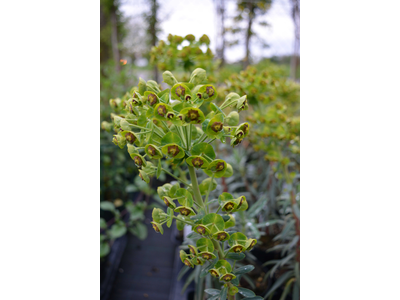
[188,124,192,150]
[204,173,215,214]
[212,240,224,259]
[188,165,204,209]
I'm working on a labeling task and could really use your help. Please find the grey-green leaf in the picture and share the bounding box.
[238,287,255,297]
[234,265,255,275]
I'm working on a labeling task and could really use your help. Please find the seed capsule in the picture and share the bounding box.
[175,85,185,97]
[125,132,136,144]
[211,121,223,133]
[187,109,200,121]
[168,145,180,157]
[148,93,157,106]
[209,269,219,278]
[192,157,204,168]
[133,155,143,167]
[157,104,167,117]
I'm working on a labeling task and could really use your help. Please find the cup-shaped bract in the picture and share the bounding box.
[218,193,237,213]
[154,103,174,120]
[245,238,257,251]
[207,113,225,138]
[138,169,150,183]
[145,144,163,159]
[198,84,217,102]
[162,196,176,209]
[180,250,194,268]
[228,232,248,253]
[180,107,205,124]
[186,156,209,169]
[196,238,216,260]
[171,83,190,101]
[130,153,147,168]
[212,230,230,242]
[144,91,159,107]
[120,131,138,145]
[151,221,163,234]
[237,95,248,112]
[193,224,210,235]
[205,159,227,178]
[201,213,225,236]
[234,195,248,211]
[174,205,195,217]
[188,245,198,256]
[161,143,185,159]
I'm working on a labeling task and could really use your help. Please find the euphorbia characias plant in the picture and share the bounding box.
[106,68,259,299]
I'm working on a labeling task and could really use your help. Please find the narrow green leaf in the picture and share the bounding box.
[219,285,228,300]
[226,253,245,260]
[177,265,190,281]
[264,271,295,298]
[238,287,255,297]
[234,265,255,275]
[204,289,220,296]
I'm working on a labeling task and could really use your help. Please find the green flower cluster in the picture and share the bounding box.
[104,68,258,297]
[150,34,216,79]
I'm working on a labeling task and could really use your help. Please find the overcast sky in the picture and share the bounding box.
[121,0,295,63]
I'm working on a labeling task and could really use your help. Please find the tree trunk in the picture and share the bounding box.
[110,9,120,73]
[216,0,226,67]
[150,0,158,81]
[290,0,300,81]
[243,4,254,69]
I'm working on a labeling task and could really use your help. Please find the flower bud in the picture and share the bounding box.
[162,71,178,86]
[101,121,113,132]
[225,111,239,126]
[189,68,207,85]
[229,286,239,296]
[199,34,210,45]
[138,77,147,94]
[184,34,195,42]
